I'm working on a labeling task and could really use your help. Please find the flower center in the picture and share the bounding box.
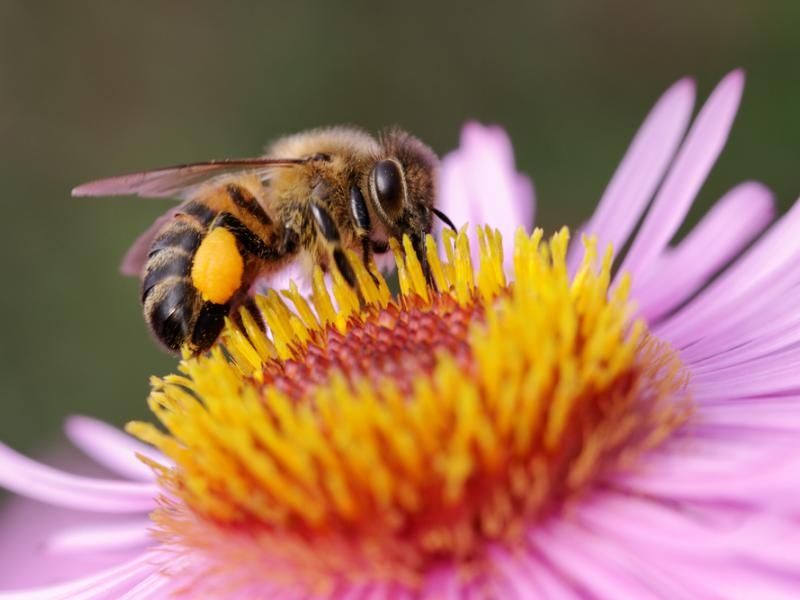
[130,227,691,593]
[263,294,480,399]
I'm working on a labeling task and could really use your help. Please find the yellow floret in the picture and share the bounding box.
[191,228,244,304]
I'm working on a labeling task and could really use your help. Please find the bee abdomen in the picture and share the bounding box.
[142,216,206,352]
[147,216,204,260]
[141,250,193,302]
[145,279,198,352]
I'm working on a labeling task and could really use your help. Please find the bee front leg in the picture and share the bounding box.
[310,202,358,287]
[348,184,383,284]
[411,232,436,291]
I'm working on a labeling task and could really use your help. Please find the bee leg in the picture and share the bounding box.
[358,237,380,285]
[277,225,300,256]
[411,233,437,291]
[348,184,380,285]
[209,213,297,321]
[310,201,362,298]
[243,297,265,330]
[212,212,285,260]
[333,248,359,291]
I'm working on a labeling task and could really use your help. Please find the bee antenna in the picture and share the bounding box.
[432,207,457,231]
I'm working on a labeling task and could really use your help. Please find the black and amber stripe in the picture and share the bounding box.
[226,183,272,226]
[142,213,204,352]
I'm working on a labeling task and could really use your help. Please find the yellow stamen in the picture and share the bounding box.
[130,226,691,591]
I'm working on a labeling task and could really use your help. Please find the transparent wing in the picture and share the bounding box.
[119,206,183,277]
[72,157,307,199]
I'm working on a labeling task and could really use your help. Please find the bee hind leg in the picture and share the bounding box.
[193,212,298,350]
[211,212,295,261]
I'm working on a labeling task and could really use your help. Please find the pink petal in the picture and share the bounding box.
[529,522,677,599]
[694,340,800,381]
[656,198,800,348]
[0,443,157,512]
[616,446,800,510]
[251,262,313,298]
[437,122,535,271]
[619,70,745,280]
[117,570,174,600]
[634,181,774,321]
[489,545,584,600]
[576,492,800,575]
[0,496,146,590]
[691,398,800,435]
[567,77,696,272]
[0,552,156,599]
[691,363,800,399]
[579,500,800,600]
[44,519,152,554]
[65,416,165,482]
[417,565,463,600]
[680,284,800,367]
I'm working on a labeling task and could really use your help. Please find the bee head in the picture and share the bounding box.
[369,129,438,245]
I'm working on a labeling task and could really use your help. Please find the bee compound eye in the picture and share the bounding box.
[372,159,404,216]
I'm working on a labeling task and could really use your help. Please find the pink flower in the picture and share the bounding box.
[2,70,800,599]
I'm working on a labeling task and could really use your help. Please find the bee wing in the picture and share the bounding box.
[119,206,183,277]
[72,158,307,199]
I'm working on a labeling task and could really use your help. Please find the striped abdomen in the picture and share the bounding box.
[141,201,230,353]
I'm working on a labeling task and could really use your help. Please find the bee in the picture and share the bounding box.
[73,126,457,354]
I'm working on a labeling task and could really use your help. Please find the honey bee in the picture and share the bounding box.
[73,127,456,354]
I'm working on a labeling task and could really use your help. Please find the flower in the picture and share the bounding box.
[3,70,800,598]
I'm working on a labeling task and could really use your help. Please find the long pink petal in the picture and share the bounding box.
[0,496,145,589]
[529,523,675,600]
[693,346,800,383]
[679,283,800,365]
[693,338,800,380]
[44,519,152,554]
[615,445,800,509]
[117,571,174,600]
[0,443,157,512]
[489,545,584,600]
[634,181,774,321]
[436,122,535,271]
[0,552,156,600]
[567,77,696,272]
[619,70,745,280]
[554,519,705,599]
[691,365,800,399]
[656,198,800,347]
[577,492,800,572]
[65,416,166,482]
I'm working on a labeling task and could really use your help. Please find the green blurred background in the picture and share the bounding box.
[0,1,798,451]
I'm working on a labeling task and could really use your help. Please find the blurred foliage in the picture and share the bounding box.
[0,1,798,450]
